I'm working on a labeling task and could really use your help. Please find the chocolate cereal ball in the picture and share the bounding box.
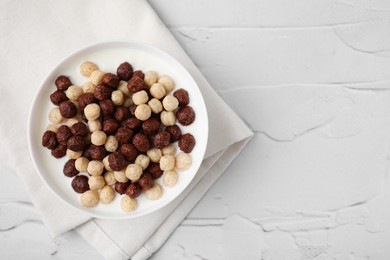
[77,93,96,110]
[102,118,120,135]
[63,159,79,177]
[67,136,86,151]
[115,181,130,195]
[132,70,145,79]
[87,144,106,161]
[173,88,189,107]
[94,84,113,101]
[50,90,69,105]
[125,182,142,199]
[138,172,154,190]
[99,99,115,116]
[127,76,145,93]
[142,118,160,136]
[59,101,77,119]
[124,117,142,130]
[108,151,126,171]
[56,125,72,145]
[71,175,89,193]
[132,133,150,153]
[115,127,134,144]
[102,73,120,88]
[146,162,163,179]
[166,125,182,142]
[116,62,133,81]
[51,144,67,158]
[120,143,138,162]
[153,131,171,149]
[71,122,89,137]
[114,106,130,121]
[176,106,195,126]
[42,130,58,149]
[178,133,196,153]
[129,104,137,116]
[55,75,72,91]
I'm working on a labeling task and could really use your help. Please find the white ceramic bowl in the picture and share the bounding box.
[28,41,208,219]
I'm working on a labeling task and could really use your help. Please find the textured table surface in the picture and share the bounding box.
[2,0,390,259]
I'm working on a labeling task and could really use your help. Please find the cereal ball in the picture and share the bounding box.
[77,93,96,110]
[103,156,113,171]
[123,97,133,107]
[102,73,120,88]
[127,76,145,93]
[102,119,120,135]
[150,83,166,99]
[91,130,107,146]
[103,171,116,185]
[146,148,162,163]
[179,133,196,153]
[88,175,105,191]
[75,157,89,172]
[133,70,145,79]
[125,117,142,130]
[115,127,134,144]
[64,118,79,128]
[144,183,163,200]
[117,80,130,96]
[90,70,105,85]
[125,182,142,199]
[135,154,150,170]
[135,104,151,121]
[146,162,163,179]
[142,118,160,136]
[46,124,58,133]
[72,175,89,193]
[162,144,176,155]
[111,90,124,105]
[55,75,72,91]
[71,122,89,136]
[114,106,130,121]
[59,101,78,118]
[120,143,138,162]
[100,185,115,204]
[80,61,98,77]
[56,125,72,145]
[132,133,150,153]
[153,131,171,149]
[176,106,195,126]
[51,144,67,158]
[87,144,106,160]
[148,98,163,114]
[139,173,154,190]
[160,111,175,126]
[80,190,99,208]
[160,155,175,171]
[50,90,69,105]
[129,104,137,116]
[121,195,137,212]
[88,120,102,132]
[66,85,83,101]
[105,135,119,152]
[66,149,83,159]
[108,151,126,171]
[84,103,101,121]
[117,62,133,81]
[158,75,175,93]
[67,136,86,151]
[162,95,179,112]
[132,90,149,105]
[94,84,113,101]
[166,125,182,142]
[173,88,189,107]
[144,71,158,88]
[87,160,104,176]
[48,107,64,124]
[115,182,130,195]
[63,159,79,177]
[125,164,143,181]
[82,82,97,94]
[175,152,192,170]
[114,169,129,183]
[163,170,178,187]
[42,130,58,149]
[99,99,115,116]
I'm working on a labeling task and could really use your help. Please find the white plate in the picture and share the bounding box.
[28,41,208,219]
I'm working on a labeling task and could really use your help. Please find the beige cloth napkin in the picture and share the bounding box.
[0,0,253,259]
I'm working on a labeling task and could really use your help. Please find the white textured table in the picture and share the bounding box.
[2,0,390,259]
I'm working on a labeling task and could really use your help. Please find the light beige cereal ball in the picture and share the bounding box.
[123,97,133,108]
[160,111,175,126]
[103,156,113,171]
[100,185,115,204]
[48,108,63,124]
[144,71,158,88]
[121,195,137,212]
[80,190,99,208]
[147,148,162,163]
[88,119,101,132]
[46,124,58,133]
[158,75,175,93]
[148,98,163,114]
[87,160,104,176]
[75,157,89,172]
[66,85,83,101]
[111,90,124,106]
[125,164,143,181]
[104,135,118,152]
[114,169,128,183]
[88,175,105,190]
[175,152,192,170]
[84,103,101,121]
[135,154,150,170]
[82,82,97,94]
[144,183,163,200]
[150,83,166,99]
[90,70,105,85]
[91,130,107,146]
[80,61,99,77]
[67,149,83,159]
[132,90,149,105]
[64,118,79,127]
[162,144,176,156]
[160,155,175,171]
[103,171,117,185]
[163,170,178,187]
[162,95,179,112]
[118,80,130,96]
[135,104,151,121]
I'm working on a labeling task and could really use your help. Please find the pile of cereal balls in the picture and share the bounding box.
[41,61,196,212]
